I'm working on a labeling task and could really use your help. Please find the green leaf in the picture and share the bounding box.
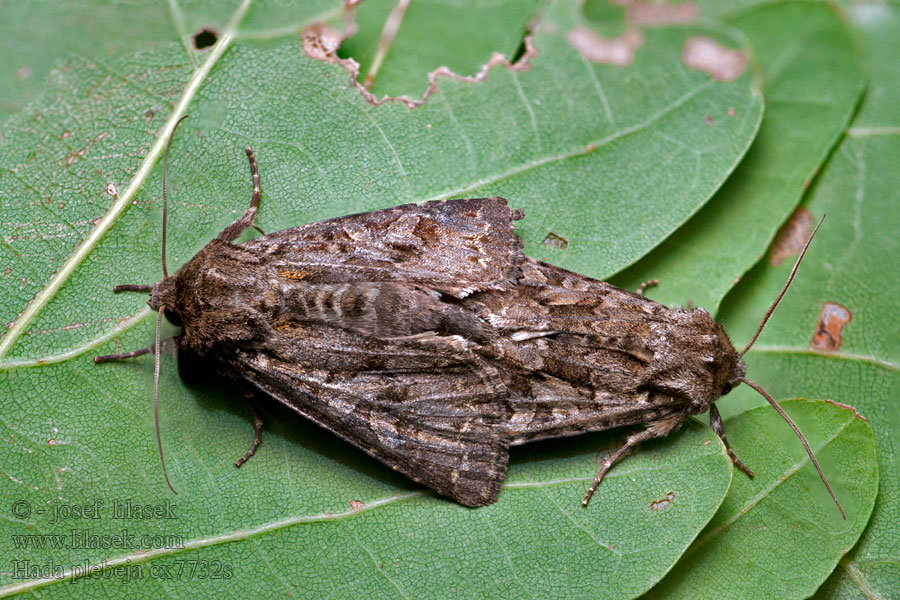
[612,1,863,312]
[643,400,877,599]
[0,0,758,597]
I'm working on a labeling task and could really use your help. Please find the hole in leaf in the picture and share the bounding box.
[542,232,569,250]
[510,28,530,64]
[193,28,218,50]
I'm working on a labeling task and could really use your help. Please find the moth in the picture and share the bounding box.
[98,117,844,517]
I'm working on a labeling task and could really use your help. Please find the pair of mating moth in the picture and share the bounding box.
[97,117,843,516]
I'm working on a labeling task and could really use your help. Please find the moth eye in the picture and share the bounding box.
[721,382,733,396]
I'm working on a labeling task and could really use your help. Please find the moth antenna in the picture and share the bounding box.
[161,115,190,278]
[154,307,177,495]
[740,377,844,519]
[741,214,825,357]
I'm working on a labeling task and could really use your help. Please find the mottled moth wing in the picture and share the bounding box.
[229,322,510,506]
[466,258,711,444]
[241,197,524,297]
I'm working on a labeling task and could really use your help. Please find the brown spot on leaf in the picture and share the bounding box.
[681,37,748,82]
[769,207,813,266]
[349,499,365,510]
[303,23,343,62]
[106,183,119,198]
[542,232,569,250]
[811,302,851,352]
[568,27,644,66]
[65,149,86,167]
[47,438,57,446]
[64,132,109,168]
[727,107,736,117]
[650,492,675,510]
[16,66,32,79]
[614,0,699,25]
[703,115,714,125]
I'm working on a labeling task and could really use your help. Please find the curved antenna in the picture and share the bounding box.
[154,307,177,495]
[161,115,190,277]
[741,214,825,357]
[741,378,844,519]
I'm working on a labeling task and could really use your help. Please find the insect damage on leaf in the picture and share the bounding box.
[681,36,748,82]
[541,231,568,250]
[192,28,219,51]
[770,207,814,266]
[568,27,644,66]
[299,2,537,108]
[615,0,699,26]
[302,22,344,62]
[811,302,852,352]
[650,492,675,510]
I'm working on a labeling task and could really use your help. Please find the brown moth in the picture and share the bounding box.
[98,119,843,517]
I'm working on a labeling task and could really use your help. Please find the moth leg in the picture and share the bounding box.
[217,147,262,242]
[234,394,264,468]
[708,403,754,478]
[94,337,177,363]
[636,279,659,296]
[583,414,684,507]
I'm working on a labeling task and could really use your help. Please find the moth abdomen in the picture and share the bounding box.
[273,280,488,341]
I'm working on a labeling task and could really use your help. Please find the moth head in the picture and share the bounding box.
[702,215,845,519]
[148,276,182,327]
[642,307,745,410]
[712,319,747,399]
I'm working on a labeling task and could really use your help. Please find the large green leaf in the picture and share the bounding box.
[0,0,762,597]
[618,3,887,597]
